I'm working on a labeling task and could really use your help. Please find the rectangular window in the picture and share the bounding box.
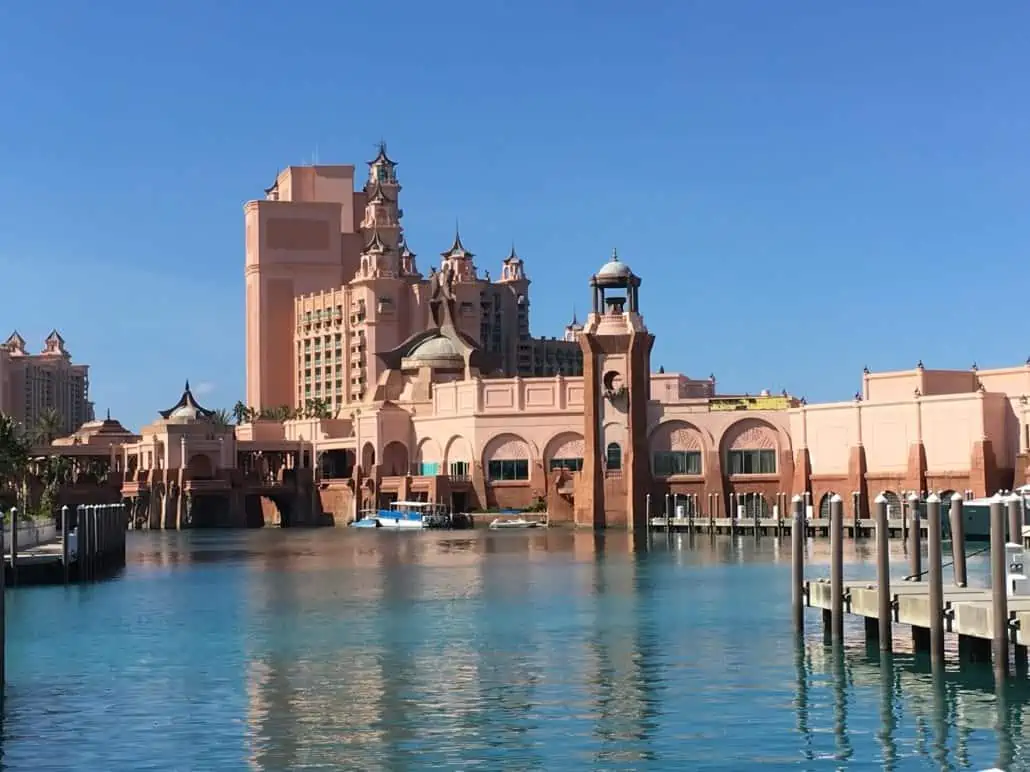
[727,449,776,475]
[418,462,440,476]
[549,458,583,472]
[450,461,470,479]
[652,451,702,477]
[487,459,529,481]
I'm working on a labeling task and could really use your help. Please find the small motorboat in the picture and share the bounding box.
[488,516,546,530]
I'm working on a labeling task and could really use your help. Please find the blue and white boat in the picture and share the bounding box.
[350,501,451,530]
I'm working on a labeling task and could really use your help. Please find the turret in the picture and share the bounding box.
[499,244,527,283]
[440,226,477,282]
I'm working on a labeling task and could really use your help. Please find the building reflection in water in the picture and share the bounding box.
[802,638,1030,770]
[583,531,659,765]
[238,529,665,768]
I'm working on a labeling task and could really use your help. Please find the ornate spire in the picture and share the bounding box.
[366,141,398,186]
[504,242,521,263]
[366,140,396,168]
[441,223,474,260]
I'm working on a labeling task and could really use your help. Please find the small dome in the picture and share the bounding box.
[597,248,632,279]
[169,404,203,421]
[402,334,464,369]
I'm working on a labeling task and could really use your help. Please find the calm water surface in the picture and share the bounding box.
[1,529,1025,770]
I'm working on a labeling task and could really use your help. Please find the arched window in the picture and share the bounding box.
[606,442,622,471]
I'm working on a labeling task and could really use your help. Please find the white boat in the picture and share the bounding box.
[350,501,451,530]
[488,516,547,530]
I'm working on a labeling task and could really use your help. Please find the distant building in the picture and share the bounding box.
[245,143,582,415]
[0,330,94,435]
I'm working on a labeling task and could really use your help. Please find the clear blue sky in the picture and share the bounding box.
[1,1,1028,431]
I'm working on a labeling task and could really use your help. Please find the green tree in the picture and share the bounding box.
[302,398,331,419]
[37,455,72,518]
[0,413,29,493]
[231,401,256,425]
[32,407,64,445]
[209,408,233,429]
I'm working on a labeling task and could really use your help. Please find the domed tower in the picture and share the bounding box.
[576,249,654,531]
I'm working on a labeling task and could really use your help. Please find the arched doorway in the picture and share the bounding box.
[819,492,836,520]
[605,442,622,471]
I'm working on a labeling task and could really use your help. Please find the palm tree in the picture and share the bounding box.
[231,401,256,425]
[32,407,64,446]
[0,413,29,492]
[37,455,72,517]
[208,408,233,430]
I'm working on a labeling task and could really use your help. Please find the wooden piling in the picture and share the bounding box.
[926,493,945,667]
[791,494,805,633]
[949,492,967,587]
[829,494,845,642]
[8,507,17,587]
[1008,492,1023,545]
[990,494,1009,677]
[0,506,5,698]
[61,505,70,584]
[907,493,921,580]
[874,492,892,651]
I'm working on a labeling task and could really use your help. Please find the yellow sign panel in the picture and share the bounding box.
[710,396,795,412]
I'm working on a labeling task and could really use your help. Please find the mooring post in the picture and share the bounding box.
[990,493,1009,677]
[926,493,945,667]
[907,493,921,580]
[75,505,84,580]
[61,505,70,584]
[8,507,17,587]
[1008,492,1024,546]
[0,505,5,697]
[950,492,967,587]
[829,494,845,642]
[792,494,805,633]
[85,505,95,581]
[874,493,892,650]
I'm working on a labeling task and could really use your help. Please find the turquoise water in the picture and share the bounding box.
[0,529,1025,770]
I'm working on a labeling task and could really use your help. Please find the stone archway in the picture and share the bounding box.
[544,432,585,472]
[185,453,215,479]
[444,435,474,479]
[649,420,705,476]
[415,437,444,477]
[381,442,409,476]
[721,418,780,475]
[482,433,532,482]
[361,442,376,471]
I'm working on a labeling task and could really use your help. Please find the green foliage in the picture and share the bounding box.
[208,408,233,429]
[525,496,548,513]
[232,401,257,425]
[32,407,64,445]
[0,413,29,489]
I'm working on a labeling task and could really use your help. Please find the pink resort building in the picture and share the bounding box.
[31,146,1030,529]
[0,330,93,436]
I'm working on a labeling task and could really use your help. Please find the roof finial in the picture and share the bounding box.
[611,247,619,262]
[509,240,518,260]
[184,379,191,392]
[106,408,111,421]
[571,305,578,325]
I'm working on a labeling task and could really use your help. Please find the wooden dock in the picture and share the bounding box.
[3,503,128,586]
[792,491,1029,678]
[649,515,927,539]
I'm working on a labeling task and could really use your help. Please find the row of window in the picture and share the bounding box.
[482,448,776,481]
[408,448,778,483]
